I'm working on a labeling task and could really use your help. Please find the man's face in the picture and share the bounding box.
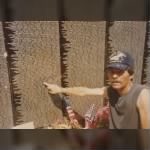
[106,68,133,90]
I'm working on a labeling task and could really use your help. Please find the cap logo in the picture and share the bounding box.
[109,52,126,63]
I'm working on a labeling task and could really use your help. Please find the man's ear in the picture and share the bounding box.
[130,74,134,81]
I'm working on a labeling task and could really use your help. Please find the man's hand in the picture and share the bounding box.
[43,82,62,94]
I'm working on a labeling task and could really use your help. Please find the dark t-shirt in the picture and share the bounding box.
[107,83,145,129]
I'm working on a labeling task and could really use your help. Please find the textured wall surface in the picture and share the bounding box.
[0,23,14,128]
[62,21,106,116]
[146,21,150,86]
[9,21,62,127]
[0,21,148,128]
[109,21,146,83]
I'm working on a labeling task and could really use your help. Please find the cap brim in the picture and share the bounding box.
[106,63,128,70]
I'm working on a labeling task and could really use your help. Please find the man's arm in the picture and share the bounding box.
[43,82,106,96]
[137,88,150,129]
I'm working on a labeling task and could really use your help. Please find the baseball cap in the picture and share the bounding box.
[106,50,134,71]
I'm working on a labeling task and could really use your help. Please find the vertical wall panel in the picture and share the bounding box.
[9,21,62,127]
[63,21,106,116]
[109,21,146,83]
[146,21,150,86]
[0,22,14,128]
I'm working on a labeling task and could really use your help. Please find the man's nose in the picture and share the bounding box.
[112,73,118,78]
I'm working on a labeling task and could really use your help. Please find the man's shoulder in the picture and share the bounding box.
[139,86,150,96]
[136,84,150,107]
[133,83,149,93]
[134,83,149,88]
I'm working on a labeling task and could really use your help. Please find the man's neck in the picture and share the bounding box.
[117,82,133,96]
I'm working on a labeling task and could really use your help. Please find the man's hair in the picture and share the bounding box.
[127,68,134,75]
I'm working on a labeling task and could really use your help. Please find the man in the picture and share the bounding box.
[44,50,150,129]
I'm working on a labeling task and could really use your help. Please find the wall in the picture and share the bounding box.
[0,21,148,128]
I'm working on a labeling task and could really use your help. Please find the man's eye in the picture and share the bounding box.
[108,70,124,74]
[116,70,124,74]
